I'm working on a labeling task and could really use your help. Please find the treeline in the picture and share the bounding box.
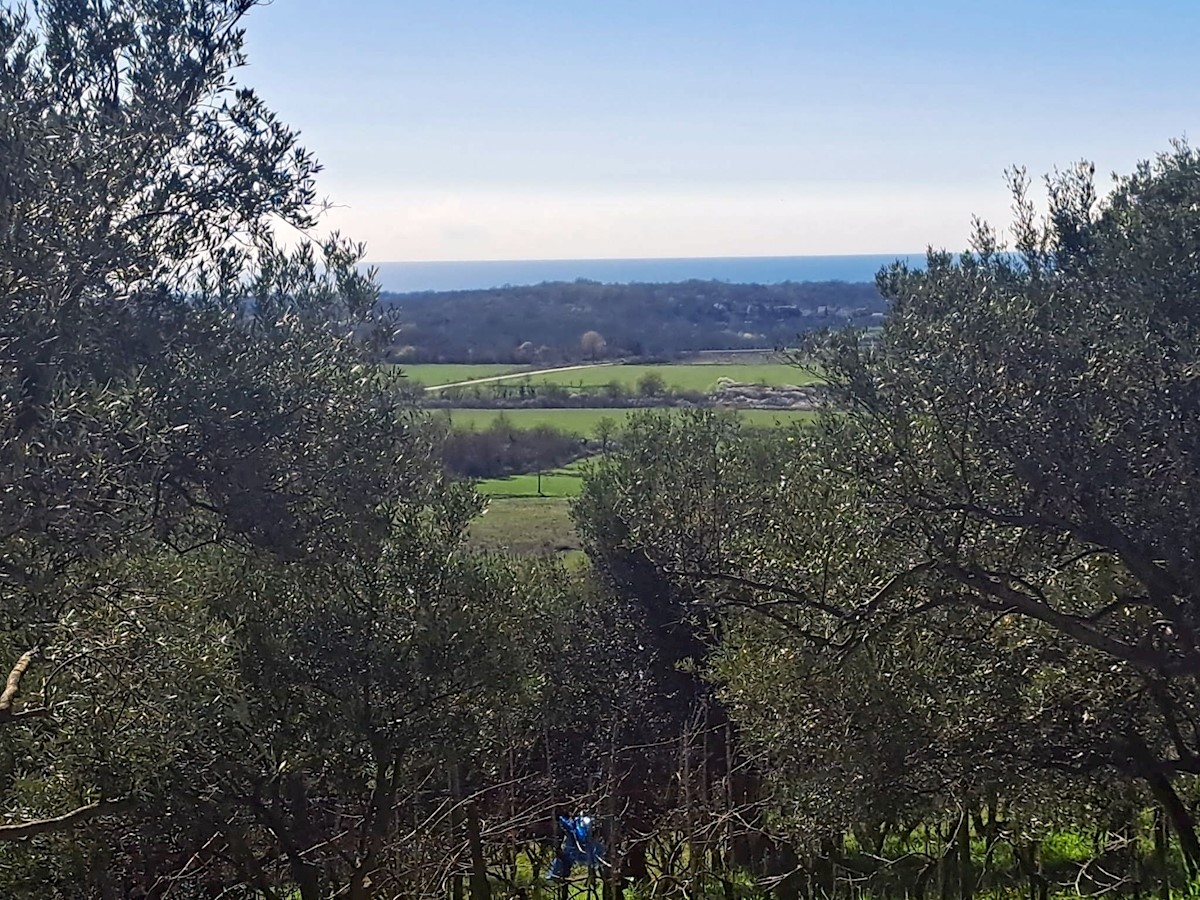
[427,370,692,407]
[437,417,590,479]
[423,371,822,412]
[380,279,885,363]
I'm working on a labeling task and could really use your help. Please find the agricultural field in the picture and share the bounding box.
[400,360,821,392]
[432,407,815,438]
[467,497,580,558]
[515,362,820,391]
[466,461,591,559]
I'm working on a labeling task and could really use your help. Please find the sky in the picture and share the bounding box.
[241,0,1200,262]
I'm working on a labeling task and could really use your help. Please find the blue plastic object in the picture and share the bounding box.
[548,814,605,879]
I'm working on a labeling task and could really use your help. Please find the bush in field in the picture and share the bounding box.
[603,379,628,401]
[636,371,667,397]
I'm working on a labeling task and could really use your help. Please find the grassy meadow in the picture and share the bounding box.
[467,497,580,558]
[514,362,819,391]
[401,360,821,391]
[467,461,588,558]
[475,458,590,498]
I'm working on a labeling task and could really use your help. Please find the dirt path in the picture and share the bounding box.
[424,362,617,392]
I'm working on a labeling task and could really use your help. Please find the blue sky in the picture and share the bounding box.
[242,1,1200,261]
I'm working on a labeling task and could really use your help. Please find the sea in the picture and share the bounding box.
[370,254,923,294]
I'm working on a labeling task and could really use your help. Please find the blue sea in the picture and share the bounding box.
[370,254,923,294]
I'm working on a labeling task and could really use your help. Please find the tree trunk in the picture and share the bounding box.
[465,801,492,900]
[1015,839,1046,900]
[449,766,465,900]
[349,751,401,900]
[258,779,321,900]
[622,840,650,884]
[956,799,973,900]
[937,821,953,900]
[768,841,800,900]
[1147,773,1200,878]
[1154,806,1169,900]
[605,724,621,900]
[1128,730,1200,878]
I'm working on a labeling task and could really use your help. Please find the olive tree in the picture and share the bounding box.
[0,0,420,873]
[578,410,1171,895]
[806,144,1200,865]
[574,144,1200,888]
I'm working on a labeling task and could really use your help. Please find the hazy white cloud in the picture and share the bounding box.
[316,182,1015,262]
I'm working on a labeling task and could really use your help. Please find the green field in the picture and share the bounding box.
[399,363,529,386]
[476,458,590,498]
[400,361,820,391]
[467,497,580,556]
[468,461,590,556]
[517,362,819,391]
[434,407,815,437]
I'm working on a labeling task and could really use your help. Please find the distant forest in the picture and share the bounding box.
[380,278,885,362]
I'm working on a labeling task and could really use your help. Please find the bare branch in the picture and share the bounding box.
[942,563,1198,675]
[0,799,130,841]
[664,568,848,619]
[0,649,37,723]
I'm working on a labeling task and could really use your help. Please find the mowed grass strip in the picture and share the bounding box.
[434,407,815,438]
[519,363,820,392]
[476,459,590,499]
[397,363,530,386]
